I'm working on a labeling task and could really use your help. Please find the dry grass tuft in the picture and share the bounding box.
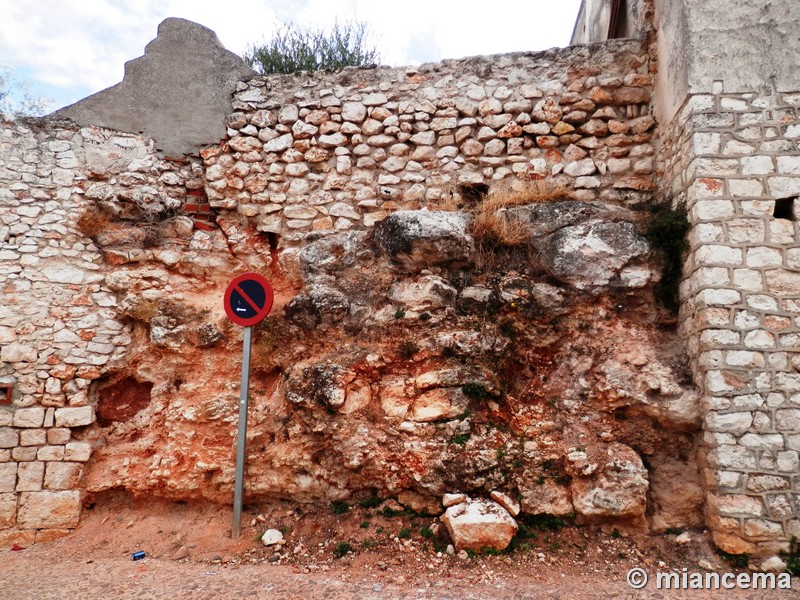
[436,194,460,212]
[471,180,570,247]
[471,210,530,246]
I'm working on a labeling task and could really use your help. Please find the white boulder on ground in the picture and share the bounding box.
[441,498,518,551]
[261,529,284,546]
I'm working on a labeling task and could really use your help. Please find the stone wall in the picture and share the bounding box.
[662,87,800,555]
[653,0,800,559]
[202,40,655,238]
[2,5,798,560]
[0,35,666,544]
[0,117,246,544]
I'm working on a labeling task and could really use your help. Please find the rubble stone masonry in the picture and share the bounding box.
[0,38,657,545]
[1,7,799,558]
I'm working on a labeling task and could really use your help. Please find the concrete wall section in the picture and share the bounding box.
[682,0,800,95]
[654,0,800,123]
[53,18,255,158]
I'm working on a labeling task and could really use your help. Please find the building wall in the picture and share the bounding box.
[654,0,800,555]
[571,0,651,45]
[1,3,798,556]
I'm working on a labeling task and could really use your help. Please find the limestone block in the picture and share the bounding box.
[12,407,45,428]
[0,493,16,528]
[768,177,800,198]
[441,499,517,551]
[44,462,83,490]
[362,93,387,106]
[705,411,754,434]
[388,275,457,313]
[16,461,44,492]
[707,445,757,470]
[708,493,764,518]
[40,263,84,285]
[0,463,17,493]
[695,245,743,266]
[443,493,467,507]
[776,408,800,430]
[696,289,740,306]
[694,200,734,220]
[570,443,648,519]
[766,269,800,296]
[542,220,649,291]
[19,429,46,446]
[373,210,475,271]
[54,406,95,428]
[37,446,65,461]
[263,133,293,153]
[0,343,37,363]
[700,329,740,347]
[46,428,71,445]
[744,518,783,538]
[739,433,784,450]
[64,442,92,462]
[17,491,81,529]
[777,451,799,472]
[732,269,763,291]
[12,447,37,462]
[777,156,800,174]
[746,247,783,268]
[0,428,19,449]
[725,351,765,368]
[744,330,776,349]
[490,491,520,517]
[563,158,596,177]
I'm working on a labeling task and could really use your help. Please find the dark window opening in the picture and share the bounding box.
[773,197,797,221]
[0,384,13,405]
[457,183,489,204]
[608,0,627,39]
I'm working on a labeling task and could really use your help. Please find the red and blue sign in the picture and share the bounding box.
[223,273,274,327]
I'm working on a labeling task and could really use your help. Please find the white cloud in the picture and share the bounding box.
[0,0,581,109]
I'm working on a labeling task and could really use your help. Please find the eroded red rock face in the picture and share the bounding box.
[95,377,153,426]
[79,207,703,535]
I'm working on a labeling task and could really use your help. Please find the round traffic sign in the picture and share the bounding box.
[224,273,274,327]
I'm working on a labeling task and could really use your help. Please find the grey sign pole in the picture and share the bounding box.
[232,325,252,538]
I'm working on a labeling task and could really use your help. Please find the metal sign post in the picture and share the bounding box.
[223,273,274,539]
[232,325,252,538]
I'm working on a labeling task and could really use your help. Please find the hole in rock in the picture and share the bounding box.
[773,197,797,221]
[96,377,153,426]
[267,232,281,270]
[457,182,489,204]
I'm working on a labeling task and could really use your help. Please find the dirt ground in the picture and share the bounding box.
[1,491,798,599]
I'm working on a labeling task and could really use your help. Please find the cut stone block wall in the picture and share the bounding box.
[662,87,800,555]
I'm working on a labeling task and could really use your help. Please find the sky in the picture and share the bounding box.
[0,0,583,113]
